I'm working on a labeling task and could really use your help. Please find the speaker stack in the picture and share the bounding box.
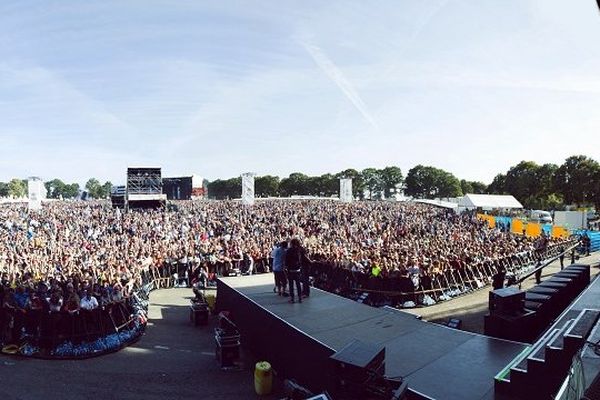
[484,287,537,342]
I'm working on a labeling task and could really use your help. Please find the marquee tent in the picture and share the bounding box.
[415,199,459,210]
[458,194,523,210]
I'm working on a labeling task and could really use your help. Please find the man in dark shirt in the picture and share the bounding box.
[285,238,308,303]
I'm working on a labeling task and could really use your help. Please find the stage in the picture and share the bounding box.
[217,274,528,400]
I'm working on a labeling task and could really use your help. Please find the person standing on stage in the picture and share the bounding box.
[271,241,288,297]
[285,238,305,303]
[299,241,313,298]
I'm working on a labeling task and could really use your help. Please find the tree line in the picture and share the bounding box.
[1,155,598,210]
[207,155,600,210]
[0,178,113,200]
[208,167,404,200]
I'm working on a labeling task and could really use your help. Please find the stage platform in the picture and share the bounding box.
[217,275,528,400]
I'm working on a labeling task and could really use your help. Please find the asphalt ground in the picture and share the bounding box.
[0,288,279,400]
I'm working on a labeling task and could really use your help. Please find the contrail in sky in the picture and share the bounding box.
[301,42,379,129]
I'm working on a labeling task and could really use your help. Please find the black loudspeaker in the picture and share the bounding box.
[330,340,385,386]
[489,287,525,315]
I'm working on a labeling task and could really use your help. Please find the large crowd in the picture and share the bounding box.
[1,200,568,345]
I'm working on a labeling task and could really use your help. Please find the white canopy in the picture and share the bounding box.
[458,194,523,209]
[415,199,459,210]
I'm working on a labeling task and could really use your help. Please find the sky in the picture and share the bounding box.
[1,0,600,186]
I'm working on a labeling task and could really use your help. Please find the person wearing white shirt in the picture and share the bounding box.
[80,290,99,310]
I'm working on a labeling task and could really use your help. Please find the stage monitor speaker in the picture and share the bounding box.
[330,339,385,385]
[489,287,525,315]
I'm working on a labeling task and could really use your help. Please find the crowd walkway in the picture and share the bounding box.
[0,289,260,400]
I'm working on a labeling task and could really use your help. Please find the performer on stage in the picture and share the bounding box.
[271,241,288,297]
[285,238,312,303]
[285,238,305,303]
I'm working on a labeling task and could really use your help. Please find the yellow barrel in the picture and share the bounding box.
[205,294,216,312]
[254,361,273,395]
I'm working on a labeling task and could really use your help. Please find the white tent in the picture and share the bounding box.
[458,194,523,210]
[415,199,459,211]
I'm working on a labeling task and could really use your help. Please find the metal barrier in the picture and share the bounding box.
[336,241,579,307]
[0,263,183,358]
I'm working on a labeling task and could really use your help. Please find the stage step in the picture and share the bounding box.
[496,308,600,400]
[564,309,600,354]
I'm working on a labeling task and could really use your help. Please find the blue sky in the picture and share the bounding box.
[1,0,599,185]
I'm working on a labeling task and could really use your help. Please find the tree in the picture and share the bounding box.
[380,166,403,198]
[255,175,280,197]
[279,173,309,197]
[309,174,338,197]
[207,179,226,199]
[504,161,541,207]
[101,181,113,199]
[63,183,80,199]
[554,155,600,206]
[470,181,487,194]
[404,165,462,199]
[460,180,473,195]
[8,178,27,198]
[361,168,384,199]
[45,179,66,199]
[317,174,338,197]
[436,170,462,198]
[0,182,9,197]
[487,174,506,194]
[85,178,102,199]
[591,168,600,211]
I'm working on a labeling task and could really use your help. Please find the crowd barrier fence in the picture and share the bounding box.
[340,240,579,308]
[0,267,180,359]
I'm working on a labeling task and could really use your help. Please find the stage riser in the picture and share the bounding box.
[216,280,336,392]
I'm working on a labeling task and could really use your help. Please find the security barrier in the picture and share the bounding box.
[330,241,579,308]
[0,272,178,359]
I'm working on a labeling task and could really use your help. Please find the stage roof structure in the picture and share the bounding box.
[458,194,523,209]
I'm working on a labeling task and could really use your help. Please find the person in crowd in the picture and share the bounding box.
[582,233,591,256]
[492,266,506,290]
[80,289,99,310]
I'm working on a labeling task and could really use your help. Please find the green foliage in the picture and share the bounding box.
[487,174,506,194]
[404,165,462,199]
[101,181,113,198]
[63,183,80,199]
[85,178,101,198]
[255,175,280,197]
[83,178,112,199]
[279,173,309,197]
[361,168,384,199]
[0,182,9,197]
[553,155,600,206]
[207,177,241,199]
[460,180,473,195]
[380,166,403,198]
[505,161,540,206]
[8,178,27,198]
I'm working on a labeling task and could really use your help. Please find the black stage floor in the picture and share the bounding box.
[217,275,528,400]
